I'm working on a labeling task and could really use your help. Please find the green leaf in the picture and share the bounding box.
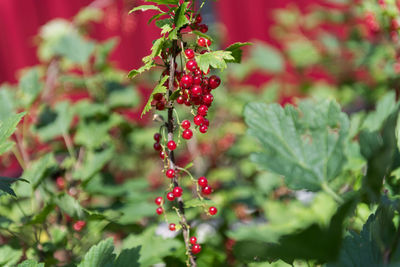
[169,89,181,101]
[250,43,284,73]
[184,198,214,208]
[78,238,115,267]
[244,100,350,191]
[128,61,155,78]
[192,30,214,41]
[155,18,173,28]
[18,68,42,108]
[196,51,234,73]
[141,75,169,117]
[73,147,115,181]
[0,112,25,155]
[0,177,28,197]
[22,153,57,189]
[174,2,189,29]
[129,5,162,14]
[0,86,17,120]
[0,245,23,266]
[114,247,141,267]
[55,193,85,218]
[145,0,179,5]
[17,260,45,267]
[225,42,252,63]
[286,39,320,68]
[53,33,95,64]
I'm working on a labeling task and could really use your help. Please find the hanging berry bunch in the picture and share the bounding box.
[129,1,249,265]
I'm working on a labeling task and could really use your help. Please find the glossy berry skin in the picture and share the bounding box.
[73,220,86,232]
[180,75,193,89]
[198,177,208,187]
[173,186,183,197]
[167,140,177,151]
[202,186,212,195]
[199,125,208,134]
[197,105,208,116]
[56,177,65,190]
[154,142,162,151]
[192,244,201,254]
[194,115,204,126]
[202,118,209,127]
[195,14,202,24]
[186,60,198,72]
[198,24,208,33]
[181,120,191,129]
[155,196,163,205]
[182,129,193,140]
[190,85,202,96]
[166,169,175,178]
[190,236,197,245]
[177,95,185,104]
[193,75,202,85]
[209,206,217,215]
[185,49,195,59]
[167,192,175,201]
[156,101,165,110]
[159,150,165,159]
[169,223,176,231]
[156,207,163,215]
[154,133,161,142]
[153,93,163,101]
[202,94,214,105]
[198,37,211,47]
[209,75,221,89]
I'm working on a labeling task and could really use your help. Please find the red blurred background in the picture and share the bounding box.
[0,0,318,84]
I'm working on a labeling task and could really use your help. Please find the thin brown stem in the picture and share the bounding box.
[167,40,197,267]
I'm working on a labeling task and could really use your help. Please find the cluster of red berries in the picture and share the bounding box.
[189,236,201,254]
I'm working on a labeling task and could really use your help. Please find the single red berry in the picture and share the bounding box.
[73,220,86,232]
[198,177,208,187]
[156,101,165,110]
[185,49,195,59]
[209,206,217,215]
[184,99,192,106]
[202,94,213,105]
[153,93,163,101]
[167,192,175,201]
[195,14,202,24]
[169,223,176,231]
[194,69,202,76]
[209,75,221,89]
[166,169,175,178]
[159,150,166,159]
[154,142,162,151]
[56,177,65,190]
[156,207,163,215]
[173,186,183,197]
[190,85,202,96]
[194,115,204,126]
[202,186,212,195]
[192,244,202,254]
[202,118,209,126]
[167,140,177,151]
[182,129,193,140]
[198,37,207,47]
[193,75,202,85]
[190,236,197,245]
[199,125,208,134]
[186,60,198,72]
[155,196,163,205]
[198,24,208,33]
[177,95,185,104]
[181,120,191,129]
[180,74,193,89]
[154,133,161,142]
[197,105,208,116]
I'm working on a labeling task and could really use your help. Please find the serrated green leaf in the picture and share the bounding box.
[363,91,398,132]
[196,51,234,73]
[129,5,162,14]
[128,61,155,78]
[244,99,349,191]
[55,193,85,219]
[53,33,95,64]
[174,2,189,29]
[78,238,115,267]
[0,112,25,155]
[225,42,252,63]
[114,247,141,267]
[0,177,28,197]
[22,153,57,189]
[73,147,115,181]
[0,245,23,266]
[192,30,214,41]
[19,68,42,108]
[17,259,45,267]
[145,0,179,5]
[141,75,169,117]
[286,39,320,68]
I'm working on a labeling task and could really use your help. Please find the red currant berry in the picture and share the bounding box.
[185,49,195,59]
[195,14,202,24]
[154,142,162,151]
[56,177,65,190]
[202,186,212,195]
[184,99,192,106]
[156,207,163,215]
[180,75,193,89]
[202,94,213,105]
[182,129,193,140]
[154,133,161,142]
[192,96,202,105]
[153,93,163,101]
[186,60,198,72]
[192,244,202,254]
[167,192,175,201]
[173,186,183,197]
[167,140,177,151]
[209,206,217,215]
[73,220,86,232]
[199,125,208,134]
[190,85,202,96]
[198,24,208,33]
[193,69,202,76]
[159,150,166,159]
[203,118,209,126]
[166,169,175,178]
[155,196,163,205]
[198,177,208,187]
[181,120,191,129]
[198,37,207,47]
[190,236,197,245]
[193,75,202,85]
[156,101,165,110]
[194,115,204,126]
[197,105,208,116]
[177,95,185,104]
[169,223,176,231]
[209,75,221,89]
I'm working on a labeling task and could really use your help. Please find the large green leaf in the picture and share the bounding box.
[22,153,57,189]
[55,193,85,218]
[195,51,234,73]
[250,43,284,73]
[0,177,28,197]
[73,147,115,181]
[114,247,141,267]
[18,68,43,108]
[244,99,350,191]
[78,238,115,267]
[53,33,95,64]
[129,5,162,14]
[0,245,23,266]
[225,42,252,63]
[0,112,25,155]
